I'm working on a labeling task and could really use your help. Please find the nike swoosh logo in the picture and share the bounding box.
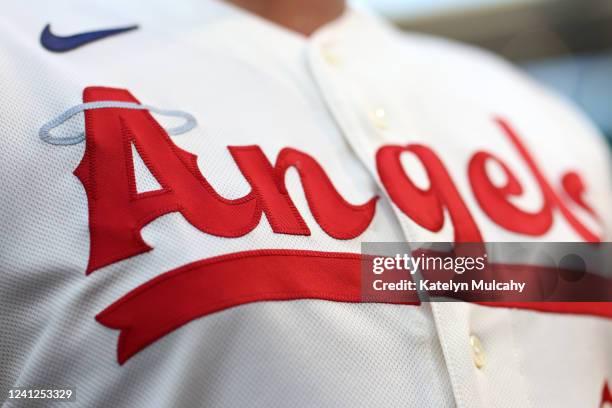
[40,23,138,52]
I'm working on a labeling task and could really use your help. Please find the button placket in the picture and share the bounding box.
[320,40,342,66]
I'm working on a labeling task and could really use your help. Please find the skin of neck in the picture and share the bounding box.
[224,0,346,36]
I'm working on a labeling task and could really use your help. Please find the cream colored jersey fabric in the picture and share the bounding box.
[1,1,610,407]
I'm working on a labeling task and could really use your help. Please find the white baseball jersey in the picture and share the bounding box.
[1,1,611,407]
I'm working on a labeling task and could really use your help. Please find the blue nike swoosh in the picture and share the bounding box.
[40,24,138,52]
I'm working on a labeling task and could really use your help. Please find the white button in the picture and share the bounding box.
[321,42,341,66]
[369,107,388,130]
[469,334,485,369]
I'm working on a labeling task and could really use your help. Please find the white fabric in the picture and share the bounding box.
[0,1,610,407]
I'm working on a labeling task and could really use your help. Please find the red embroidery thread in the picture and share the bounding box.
[376,144,483,242]
[72,87,607,366]
[230,146,378,239]
[76,87,377,274]
[96,249,417,364]
[473,118,600,242]
[376,117,600,242]
[602,381,612,407]
[97,248,612,364]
